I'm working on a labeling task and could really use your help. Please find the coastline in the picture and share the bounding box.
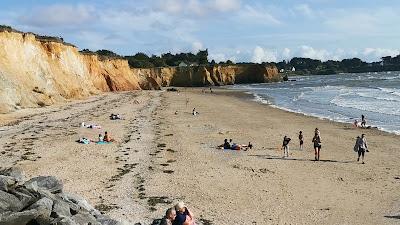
[0,89,399,224]
[221,86,400,137]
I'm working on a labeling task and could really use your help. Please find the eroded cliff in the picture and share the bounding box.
[0,29,280,113]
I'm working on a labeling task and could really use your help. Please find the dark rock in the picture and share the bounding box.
[27,197,53,224]
[0,175,17,192]
[0,167,24,182]
[0,208,41,225]
[12,186,41,209]
[72,212,100,225]
[0,190,23,212]
[51,217,78,225]
[25,176,63,193]
[53,199,72,218]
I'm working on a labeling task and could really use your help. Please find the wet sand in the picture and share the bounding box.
[0,89,399,225]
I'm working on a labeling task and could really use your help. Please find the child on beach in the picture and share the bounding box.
[282,136,291,157]
[298,131,304,150]
[312,129,322,161]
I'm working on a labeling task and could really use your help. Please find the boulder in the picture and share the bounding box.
[53,198,72,218]
[0,190,23,212]
[0,208,41,225]
[0,175,17,192]
[72,211,101,225]
[25,176,63,193]
[28,197,53,224]
[51,216,79,225]
[0,168,24,182]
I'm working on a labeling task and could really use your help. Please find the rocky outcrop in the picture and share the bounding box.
[0,167,124,225]
[0,28,281,113]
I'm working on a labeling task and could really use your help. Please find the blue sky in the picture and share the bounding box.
[1,0,400,62]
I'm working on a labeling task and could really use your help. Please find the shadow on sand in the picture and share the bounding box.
[384,215,400,219]
[248,154,354,164]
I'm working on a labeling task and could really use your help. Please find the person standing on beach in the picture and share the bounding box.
[312,129,322,161]
[357,134,368,164]
[361,114,366,127]
[298,131,304,150]
[282,136,291,157]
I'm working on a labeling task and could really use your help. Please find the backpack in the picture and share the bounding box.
[353,137,360,152]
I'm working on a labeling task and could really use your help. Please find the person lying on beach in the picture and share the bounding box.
[240,142,253,151]
[77,137,91,144]
[83,123,102,129]
[173,202,195,225]
[104,131,115,142]
[110,113,122,120]
[161,207,176,225]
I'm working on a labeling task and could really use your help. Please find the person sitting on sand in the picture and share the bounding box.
[110,113,122,120]
[282,136,291,157]
[241,142,253,151]
[312,129,322,161]
[357,134,368,164]
[221,139,231,149]
[192,108,198,116]
[173,202,195,225]
[298,131,304,150]
[98,134,104,142]
[161,207,176,225]
[104,131,115,142]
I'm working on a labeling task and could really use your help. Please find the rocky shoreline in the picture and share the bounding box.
[0,167,125,225]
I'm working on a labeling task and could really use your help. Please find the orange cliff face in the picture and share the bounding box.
[0,29,281,113]
[0,30,142,113]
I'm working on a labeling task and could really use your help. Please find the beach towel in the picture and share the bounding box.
[96,141,111,145]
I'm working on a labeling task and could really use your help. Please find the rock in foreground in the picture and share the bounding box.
[0,167,124,225]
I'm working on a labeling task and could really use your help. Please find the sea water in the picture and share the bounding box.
[231,72,400,135]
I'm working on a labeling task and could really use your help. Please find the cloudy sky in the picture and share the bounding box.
[1,0,400,62]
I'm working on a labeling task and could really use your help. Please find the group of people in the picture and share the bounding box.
[110,113,122,120]
[78,131,115,144]
[282,127,368,163]
[353,114,368,128]
[161,202,196,225]
[219,139,253,151]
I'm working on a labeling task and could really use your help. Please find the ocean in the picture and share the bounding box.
[231,71,400,135]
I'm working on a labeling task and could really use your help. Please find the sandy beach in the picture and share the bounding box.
[0,89,399,225]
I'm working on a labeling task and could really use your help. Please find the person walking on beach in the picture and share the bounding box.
[282,136,291,157]
[357,134,368,164]
[298,131,304,150]
[312,129,322,161]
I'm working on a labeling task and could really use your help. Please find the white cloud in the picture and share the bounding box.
[299,45,330,61]
[19,4,96,27]
[192,41,203,52]
[238,5,281,25]
[363,48,400,59]
[282,48,291,59]
[294,4,313,18]
[211,0,241,12]
[252,46,277,63]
